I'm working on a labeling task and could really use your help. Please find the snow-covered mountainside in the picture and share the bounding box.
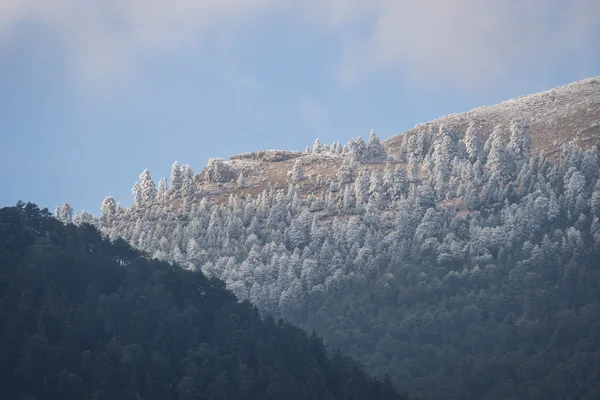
[59,76,600,400]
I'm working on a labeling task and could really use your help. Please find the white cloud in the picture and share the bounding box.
[1,0,598,88]
[0,0,275,81]
[326,0,600,86]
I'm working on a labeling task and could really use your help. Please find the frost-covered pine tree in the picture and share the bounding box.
[337,157,356,184]
[169,161,183,196]
[487,127,508,182]
[348,137,368,162]
[507,119,531,178]
[157,177,168,202]
[464,121,483,163]
[181,164,195,198]
[369,171,383,196]
[100,196,117,222]
[407,155,420,182]
[508,120,531,161]
[331,141,343,154]
[290,159,304,182]
[315,174,323,188]
[237,171,246,189]
[313,138,324,153]
[342,185,355,210]
[431,129,455,198]
[391,164,408,199]
[367,130,387,161]
[406,134,426,162]
[131,182,142,208]
[80,210,94,225]
[354,169,370,205]
[60,202,73,223]
[139,169,157,205]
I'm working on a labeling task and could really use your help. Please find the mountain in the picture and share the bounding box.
[0,202,410,400]
[65,76,600,399]
[89,77,599,212]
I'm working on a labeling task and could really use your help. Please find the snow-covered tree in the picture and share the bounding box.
[367,130,387,161]
[313,138,324,153]
[507,120,531,179]
[290,159,304,182]
[181,164,195,198]
[170,161,183,196]
[139,169,157,205]
[369,171,383,196]
[100,196,117,221]
[508,120,531,162]
[237,171,246,189]
[348,137,368,162]
[487,127,508,181]
[131,182,142,208]
[406,134,426,162]
[407,156,420,182]
[157,177,168,202]
[331,141,343,154]
[80,210,94,225]
[354,170,370,205]
[337,158,356,184]
[59,202,74,223]
[464,121,483,163]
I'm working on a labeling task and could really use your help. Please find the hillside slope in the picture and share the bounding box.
[386,76,600,159]
[69,76,600,400]
[0,203,409,400]
[156,76,600,207]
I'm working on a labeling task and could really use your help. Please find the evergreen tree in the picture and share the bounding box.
[237,171,246,189]
[139,169,157,205]
[170,161,183,196]
[487,126,508,181]
[464,121,483,162]
[348,137,368,162]
[100,196,117,221]
[131,182,142,208]
[507,120,531,178]
[407,155,420,183]
[354,170,370,205]
[337,157,356,184]
[181,164,196,198]
[367,130,387,161]
[290,159,304,182]
[59,202,73,223]
[157,177,168,202]
[313,138,324,153]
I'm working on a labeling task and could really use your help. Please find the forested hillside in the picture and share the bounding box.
[61,78,600,399]
[0,203,409,400]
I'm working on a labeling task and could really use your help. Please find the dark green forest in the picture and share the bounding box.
[0,202,409,400]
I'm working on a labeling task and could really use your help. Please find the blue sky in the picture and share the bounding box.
[1,0,599,214]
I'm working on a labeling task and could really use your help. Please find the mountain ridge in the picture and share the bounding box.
[385,76,600,160]
[179,76,600,208]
